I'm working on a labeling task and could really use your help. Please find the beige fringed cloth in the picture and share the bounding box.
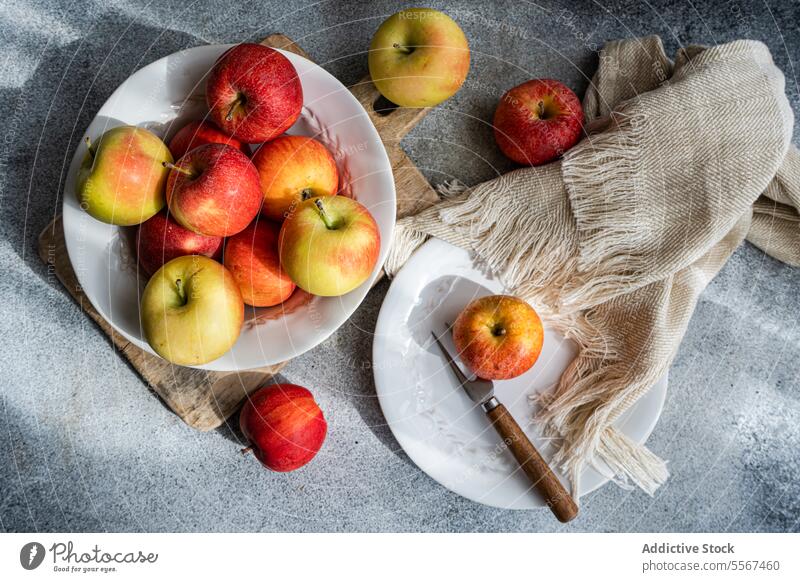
[384,36,800,497]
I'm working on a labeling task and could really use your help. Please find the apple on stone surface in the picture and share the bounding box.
[135,210,223,277]
[368,8,470,107]
[77,125,172,226]
[168,120,248,160]
[252,135,339,222]
[240,384,327,472]
[453,295,544,380]
[165,143,262,237]
[141,255,244,366]
[279,196,380,297]
[223,219,295,307]
[206,43,303,143]
[493,79,584,166]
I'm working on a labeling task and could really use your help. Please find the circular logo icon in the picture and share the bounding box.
[20,542,45,570]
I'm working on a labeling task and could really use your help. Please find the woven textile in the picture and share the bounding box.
[385,37,798,496]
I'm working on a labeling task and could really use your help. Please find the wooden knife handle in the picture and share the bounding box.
[486,403,578,523]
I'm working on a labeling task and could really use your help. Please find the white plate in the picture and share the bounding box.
[62,44,395,371]
[373,238,667,509]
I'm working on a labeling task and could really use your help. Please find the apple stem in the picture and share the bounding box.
[84,136,95,158]
[240,446,253,456]
[314,198,336,230]
[175,278,186,305]
[225,96,243,122]
[392,42,414,55]
[492,324,507,337]
[162,161,195,178]
[301,188,313,201]
[537,101,545,119]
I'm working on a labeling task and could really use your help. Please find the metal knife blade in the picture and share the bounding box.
[430,330,496,408]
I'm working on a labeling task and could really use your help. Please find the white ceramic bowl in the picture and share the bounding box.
[62,45,395,371]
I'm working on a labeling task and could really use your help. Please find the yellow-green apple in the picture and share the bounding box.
[206,43,303,143]
[453,295,544,380]
[223,219,295,307]
[240,384,327,472]
[77,125,172,226]
[135,210,223,277]
[165,143,262,237]
[278,196,380,296]
[493,79,584,166]
[368,8,470,107]
[252,135,338,222]
[168,120,248,159]
[141,255,244,366]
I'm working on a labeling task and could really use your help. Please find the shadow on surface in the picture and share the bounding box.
[1,19,207,287]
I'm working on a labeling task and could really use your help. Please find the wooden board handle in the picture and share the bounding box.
[486,403,579,523]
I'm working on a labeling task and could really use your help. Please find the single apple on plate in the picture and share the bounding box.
[135,210,223,277]
[252,135,339,222]
[368,8,470,107]
[240,384,327,472]
[493,78,584,166]
[77,125,172,226]
[141,255,244,366]
[223,219,296,307]
[165,143,262,237]
[453,295,544,380]
[279,196,380,297]
[206,43,303,143]
[168,120,248,159]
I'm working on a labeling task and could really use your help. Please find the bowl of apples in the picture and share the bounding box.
[62,42,395,371]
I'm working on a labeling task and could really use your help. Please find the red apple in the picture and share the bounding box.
[168,120,248,160]
[453,295,544,380]
[77,126,171,226]
[206,43,303,143]
[279,196,380,296]
[493,79,583,166]
[240,384,327,472]
[135,210,223,277]
[223,219,296,307]
[165,143,262,237]
[252,135,339,222]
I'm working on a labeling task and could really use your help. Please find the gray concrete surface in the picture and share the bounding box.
[1,0,799,532]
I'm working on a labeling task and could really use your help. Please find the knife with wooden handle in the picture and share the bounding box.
[431,331,579,523]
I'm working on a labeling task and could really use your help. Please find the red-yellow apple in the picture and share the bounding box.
[141,255,244,366]
[206,43,303,143]
[368,8,470,107]
[168,120,248,159]
[453,295,544,380]
[77,126,171,226]
[165,143,262,237]
[252,135,339,221]
[493,79,584,166]
[279,196,380,296]
[240,384,327,472]
[223,219,295,307]
[135,210,223,277]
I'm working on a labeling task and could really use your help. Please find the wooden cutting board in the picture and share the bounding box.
[37,34,437,431]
